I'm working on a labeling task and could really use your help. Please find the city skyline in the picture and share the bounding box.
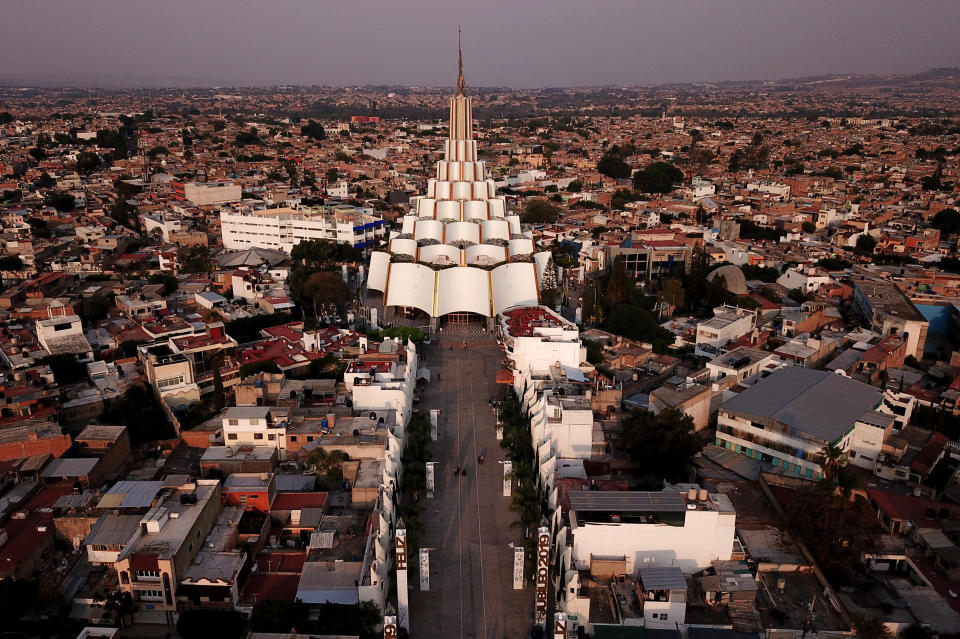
[2,0,960,88]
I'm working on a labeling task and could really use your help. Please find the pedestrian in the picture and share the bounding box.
[454,466,460,476]
[461,468,467,476]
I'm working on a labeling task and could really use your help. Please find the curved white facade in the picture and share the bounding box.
[367,82,545,319]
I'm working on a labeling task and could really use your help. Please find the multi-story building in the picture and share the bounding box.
[499,306,582,376]
[694,305,756,358]
[608,238,689,284]
[716,367,893,479]
[220,205,385,253]
[852,279,929,359]
[173,180,242,206]
[113,479,223,624]
[221,406,291,460]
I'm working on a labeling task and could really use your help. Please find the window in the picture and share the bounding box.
[254,433,264,440]
[136,589,164,602]
[268,434,275,441]
[306,436,314,442]
[135,570,161,581]
[249,419,259,425]
[229,419,239,426]
[291,436,298,442]
[157,376,184,390]
[227,433,238,440]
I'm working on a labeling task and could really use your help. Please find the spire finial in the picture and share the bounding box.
[457,26,465,95]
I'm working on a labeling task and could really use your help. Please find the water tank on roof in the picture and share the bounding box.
[687,488,698,500]
[321,418,328,428]
[254,380,263,388]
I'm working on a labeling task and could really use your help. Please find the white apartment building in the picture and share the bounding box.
[500,306,583,375]
[141,213,184,242]
[694,305,756,358]
[777,265,834,294]
[222,406,291,460]
[174,180,242,206]
[745,181,791,201]
[565,487,737,576]
[220,206,385,253]
[343,338,419,431]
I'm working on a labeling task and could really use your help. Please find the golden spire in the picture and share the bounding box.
[457,26,465,96]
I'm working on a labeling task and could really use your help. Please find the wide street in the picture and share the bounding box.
[408,334,534,638]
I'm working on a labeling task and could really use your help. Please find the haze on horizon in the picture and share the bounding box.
[3,0,959,89]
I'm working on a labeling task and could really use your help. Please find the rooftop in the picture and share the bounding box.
[721,367,881,443]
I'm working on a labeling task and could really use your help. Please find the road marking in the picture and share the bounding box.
[456,354,463,639]
[470,358,490,639]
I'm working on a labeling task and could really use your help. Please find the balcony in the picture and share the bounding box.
[716,423,826,467]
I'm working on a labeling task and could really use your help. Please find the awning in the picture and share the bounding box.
[417,367,431,380]
[496,369,514,384]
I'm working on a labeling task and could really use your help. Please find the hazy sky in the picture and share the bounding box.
[3,0,959,88]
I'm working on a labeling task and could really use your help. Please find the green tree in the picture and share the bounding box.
[619,408,705,484]
[44,191,75,212]
[854,234,877,256]
[521,198,560,224]
[76,150,102,175]
[80,291,113,322]
[0,255,24,271]
[148,272,179,295]
[583,339,604,365]
[304,448,348,489]
[597,149,632,179]
[851,614,893,639]
[101,384,173,444]
[180,245,212,274]
[326,167,339,183]
[899,623,936,639]
[610,188,636,211]
[656,277,685,316]
[633,161,683,194]
[785,482,879,584]
[801,221,816,234]
[177,609,245,639]
[38,353,87,384]
[566,179,583,192]
[250,600,309,632]
[604,256,633,308]
[301,120,326,141]
[604,304,674,352]
[931,208,960,236]
[301,270,350,319]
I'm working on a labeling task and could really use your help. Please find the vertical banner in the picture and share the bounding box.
[535,527,550,627]
[513,546,525,590]
[553,612,567,639]
[496,418,503,440]
[429,409,440,441]
[425,462,436,498]
[383,615,397,638]
[503,461,512,497]
[419,548,430,591]
[396,528,409,631]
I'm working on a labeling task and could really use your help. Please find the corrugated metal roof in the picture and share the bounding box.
[568,490,685,513]
[720,367,881,442]
[639,565,687,591]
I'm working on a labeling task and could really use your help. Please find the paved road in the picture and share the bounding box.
[408,341,533,639]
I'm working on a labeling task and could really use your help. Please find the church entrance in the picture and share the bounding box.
[442,312,484,325]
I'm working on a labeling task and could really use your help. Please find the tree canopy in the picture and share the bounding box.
[301,120,326,141]
[931,208,960,236]
[633,161,683,194]
[597,149,632,180]
[520,198,560,224]
[618,408,705,485]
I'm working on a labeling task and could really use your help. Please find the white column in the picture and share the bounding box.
[383,615,397,638]
[513,546,525,590]
[419,548,430,591]
[426,462,436,498]
[535,527,550,628]
[396,528,409,631]
[553,613,567,639]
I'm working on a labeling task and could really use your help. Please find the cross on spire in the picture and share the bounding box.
[457,26,465,95]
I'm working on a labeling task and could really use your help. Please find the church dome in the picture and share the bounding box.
[707,264,749,295]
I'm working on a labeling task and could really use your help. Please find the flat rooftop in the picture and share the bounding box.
[854,279,925,322]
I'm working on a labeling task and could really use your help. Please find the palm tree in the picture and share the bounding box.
[820,445,847,482]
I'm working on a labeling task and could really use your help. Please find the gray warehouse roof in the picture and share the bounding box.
[720,367,881,443]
